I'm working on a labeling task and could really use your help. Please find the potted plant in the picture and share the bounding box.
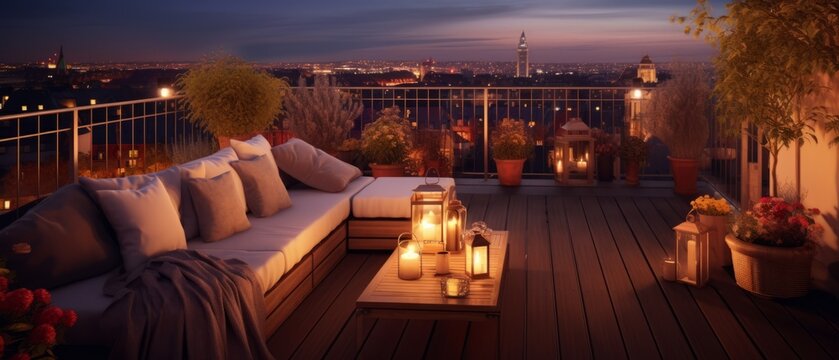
[361,106,413,177]
[284,75,363,155]
[644,63,711,195]
[177,56,290,148]
[593,129,619,182]
[413,129,450,177]
[491,118,534,186]
[337,138,363,167]
[690,195,733,267]
[726,197,823,298]
[619,136,647,186]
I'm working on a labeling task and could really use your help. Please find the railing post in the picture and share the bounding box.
[739,121,749,207]
[483,88,489,181]
[72,109,79,184]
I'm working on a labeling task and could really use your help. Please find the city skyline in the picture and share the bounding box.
[1,0,721,64]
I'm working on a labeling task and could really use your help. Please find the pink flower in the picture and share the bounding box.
[34,306,63,326]
[1,289,33,316]
[29,324,56,346]
[32,289,50,305]
[62,309,78,328]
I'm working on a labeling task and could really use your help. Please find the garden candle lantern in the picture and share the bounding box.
[397,233,423,280]
[445,199,467,252]
[555,117,594,185]
[464,227,491,279]
[674,213,710,287]
[411,178,449,254]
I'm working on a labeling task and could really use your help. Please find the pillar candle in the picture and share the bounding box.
[686,239,697,281]
[662,258,676,281]
[399,251,422,280]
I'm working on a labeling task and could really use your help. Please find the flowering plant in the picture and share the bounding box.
[690,195,732,216]
[619,136,648,163]
[593,129,618,156]
[0,260,77,359]
[731,197,823,247]
[361,106,413,165]
[491,118,534,160]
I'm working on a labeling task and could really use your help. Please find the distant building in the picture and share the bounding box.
[516,31,529,78]
[420,58,436,81]
[637,55,657,84]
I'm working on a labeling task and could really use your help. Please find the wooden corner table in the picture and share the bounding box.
[355,231,508,354]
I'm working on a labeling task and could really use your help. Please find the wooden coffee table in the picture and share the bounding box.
[355,231,508,351]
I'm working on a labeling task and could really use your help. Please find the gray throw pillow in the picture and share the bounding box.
[95,177,187,272]
[187,171,251,242]
[230,154,292,217]
[271,138,362,192]
[0,184,121,289]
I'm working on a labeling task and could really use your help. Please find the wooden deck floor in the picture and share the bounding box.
[268,184,839,359]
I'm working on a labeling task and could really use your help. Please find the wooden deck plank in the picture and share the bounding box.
[483,194,510,231]
[357,319,407,360]
[268,254,367,359]
[291,254,388,359]
[524,195,560,358]
[565,196,628,359]
[618,197,727,359]
[580,196,660,359]
[463,193,489,225]
[598,197,694,359]
[424,320,470,359]
[498,195,528,359]
[782,299,839,358]
[392,320,435,360]
[462,322,499,360]
[749,296,832,360]
[546,196,593,359]
[642,197,762,359]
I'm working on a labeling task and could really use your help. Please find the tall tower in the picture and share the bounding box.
[637,55,657,83]
[516,31,529,78]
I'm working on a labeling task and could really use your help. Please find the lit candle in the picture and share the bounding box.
[446,278,461,296]
[399,248,422,280]
[474,248,488,275]
[2,200,9,210]
[577,160,587,172]
[662,258,676,281]
[686,239,697,281]
[556,160,563,174]
[446,217,459,251]
[421,210,441,242]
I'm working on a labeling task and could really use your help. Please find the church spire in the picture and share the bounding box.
[56,46,67,75]
[516,31,529,78]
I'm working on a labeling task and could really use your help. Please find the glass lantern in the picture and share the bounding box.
[674,213,710,287]
[555,117,594,185]
[411,179,449,254]
[445,199,467,252]
[464,222,491,279]
[397,233,423,280]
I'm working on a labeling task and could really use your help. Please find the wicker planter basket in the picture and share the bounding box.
[725,234,814,298]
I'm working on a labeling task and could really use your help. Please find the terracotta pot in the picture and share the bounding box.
[625,161,640,186]
[726,234,814,298]
[668,156,699,195]
[597,155,614,182]
[370,164,403,178]
[495,158,525,186]
[698,213,731,268]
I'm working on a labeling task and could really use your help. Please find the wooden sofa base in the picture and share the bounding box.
[347,219,410,250]
[262,222,348,335]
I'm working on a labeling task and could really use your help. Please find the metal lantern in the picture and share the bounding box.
[397,233,423,280]
[555,117,594,185]
[464,223,491,279]
[445,199,467,252]
[411,175,450,254]
[674,212,711,287]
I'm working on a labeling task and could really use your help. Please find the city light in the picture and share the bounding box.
[595,106,601,111]
[632,89,643,99]
[90,99,97,105]
[21,105,27,111]
[159,87,173,98]
[37,105,44,110]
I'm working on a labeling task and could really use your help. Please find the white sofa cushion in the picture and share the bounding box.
[188,176,375,272]
[184,147,247,212]
[352,177,456,218]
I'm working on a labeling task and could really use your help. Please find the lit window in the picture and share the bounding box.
[90,99,97,105]
[21,105,27,111]
[37,105,44,110]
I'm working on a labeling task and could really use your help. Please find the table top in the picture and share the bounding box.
[357,231,508,312]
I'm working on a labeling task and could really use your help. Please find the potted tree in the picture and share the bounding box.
[361,106,413,177]
[593,129,619,182]
[177,56,290,148]
[284,75,363,155]
[726,197,822,297]
[491,118,534,186]
[619,136,647,186]
[645,63,711,195]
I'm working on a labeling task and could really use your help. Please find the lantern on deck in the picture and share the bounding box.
[464,223,491,279]
[411,176,449,254]
[445,199,467,252]
[555,117,594,185]
[397,233,423,280]
[674,213,711,287]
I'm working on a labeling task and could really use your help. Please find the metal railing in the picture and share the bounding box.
[0,86,755,213]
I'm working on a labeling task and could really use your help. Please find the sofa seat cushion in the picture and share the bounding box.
[188,176,374,272]
[352,177,456,218]
[190,249,286,294]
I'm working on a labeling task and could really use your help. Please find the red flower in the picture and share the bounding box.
[29,324,56,346]
[32,288,50,305]
[0,277,8,293]
[9,353,30,360]
[62,309,78,328]
[1,289,33,316]
[34,306,63,326]
[0,335,4,358]
[810,208,820,215]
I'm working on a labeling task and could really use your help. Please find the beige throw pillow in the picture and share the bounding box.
[94,177,187,272]
[271,138,362,192]
[192,147,247,212]
[230,154,292,217]
[187,171,251,242]
[231,135,278,168]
